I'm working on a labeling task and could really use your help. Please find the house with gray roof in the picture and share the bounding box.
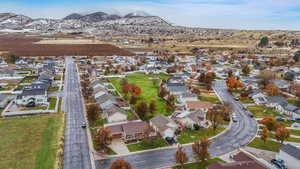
[16,88,48,106]
[102,105,127,123]
[272,80,289,90]
[149,115,178,139]
[277,144,300,169]
[96,93,116,109]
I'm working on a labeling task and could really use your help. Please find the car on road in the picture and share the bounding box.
[275,116,286,121]
[234,97,239,101]
[232,115,238,122]
[81,122,87,129]
[271,159,287,169]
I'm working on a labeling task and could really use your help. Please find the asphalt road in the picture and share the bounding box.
[63,57,92,169]
[96,80,257,169]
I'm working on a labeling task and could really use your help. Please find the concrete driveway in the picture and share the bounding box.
[108,139,130,155]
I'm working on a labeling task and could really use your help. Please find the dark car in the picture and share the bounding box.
[234,97,239,101]
[271,159,286,169]
[165,137,177,144]
[81,122,87,129]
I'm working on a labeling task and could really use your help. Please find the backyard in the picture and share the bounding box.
[177,127,225,144]
[0,114,63,169]
[109,73,171,119]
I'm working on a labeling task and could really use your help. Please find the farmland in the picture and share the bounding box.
[0,37,133,56]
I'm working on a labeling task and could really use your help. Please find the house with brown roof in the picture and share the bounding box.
[106,121,152,142]
[185,101,213,112]
[208,151,268,169]
[149,115,178,139]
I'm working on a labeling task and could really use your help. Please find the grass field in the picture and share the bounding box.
[290,129,300,136]
[127,138,168,152]
[0,114,63,169]
[173,158,225,169]
[110,73,171,119]
[248,106,279,118]
[247,138,282,152]
[199,93,221,104]
[49,97,57,110]
[177,127,225,144]
[239,97,254,104]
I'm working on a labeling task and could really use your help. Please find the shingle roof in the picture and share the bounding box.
[20,89,46,96]
[267,96,288,107]
[280,144,300,160]
[150,115,177,132]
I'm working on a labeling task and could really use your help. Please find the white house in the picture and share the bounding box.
[276,144,300,169]
[150,115,178,139]
[16,89,48,106]
[103,105,127,123]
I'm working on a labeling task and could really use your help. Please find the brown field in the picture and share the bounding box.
[0,37,133,56]
[34,39,105,45]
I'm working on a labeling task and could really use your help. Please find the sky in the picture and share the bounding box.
[1,0,300,30]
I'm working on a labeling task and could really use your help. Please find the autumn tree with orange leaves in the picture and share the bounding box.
[110,159,132,169]
[226,77,244,91]
[275,127,290,144]
[260,127,269,143]
[264,83,280,96]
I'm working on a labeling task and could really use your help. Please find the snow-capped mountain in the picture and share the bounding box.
[0,11,206,36]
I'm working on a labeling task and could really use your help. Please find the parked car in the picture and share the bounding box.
[271,159,286,169]
[276,116,286,121]
[232,116,238,122]
[81,122,87,129]
[234,97,239,101]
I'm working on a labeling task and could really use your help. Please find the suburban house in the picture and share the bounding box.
[96,93,117,109]
[165,82,189,95]
[149,115,178,139]
[185,101,213,112]
[178,92,198,104]
[28,80,50,90]
[106,121,152,142]
[248,89,268,105]
[276,144,300,169]
[15,88,48,106]
[102,105,127,123]
[272,80,290,91]
[208,151,268,169]
[173,110,210,129]
[266,96,288,109]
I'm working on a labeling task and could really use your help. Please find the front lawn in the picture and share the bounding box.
[173,158,225,169]
[247,138,282,152]
[127,138,168,152]
[239,97,254,104]
[199,93,221,104]
[49,97,57,110]
[290,129,300,136]
[110,73,171,119]
[0,114,63,169]
[48,86,60,93]
[269,133,300,143]
[248,106,279,118]
[21,106,47,111]
[177,127,225,144]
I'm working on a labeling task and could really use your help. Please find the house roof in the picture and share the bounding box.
[267,96,288,107]
[107,121,149,136]
[20,88,46,97]
[280,144,300,160]
[186,101,213,110]
[150,115,177,132]
[104,105,126,117]
[168,86,188,93]
[248,89,263,97]
[284,104,299,112]
[272,80,289,88]
[181,92,197,98]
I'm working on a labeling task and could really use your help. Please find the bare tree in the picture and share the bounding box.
[175,146,189,169]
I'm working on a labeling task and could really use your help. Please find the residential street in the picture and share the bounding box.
[63,57,93,169]
[96,80,258,169]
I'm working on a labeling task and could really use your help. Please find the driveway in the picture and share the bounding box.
[108,139,130,155]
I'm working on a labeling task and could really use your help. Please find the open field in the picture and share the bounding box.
[34,39,105,45]
[110,73,171,119]
[0,114,63,169]
[0,37,133,56]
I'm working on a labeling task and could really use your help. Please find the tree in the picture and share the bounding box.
[260,127,269,143]
[260,117,284,131]
[206,107,223,131]
[86,104,100,125]
[167,94,176,105]
[159,86,168,98]
[95,127,112,152]
[175,146,189,169]
[226,77,244,90]
[135,102,148,119]
[129,95,137,105]
[265,83,280,96]
[110,159,132,169]
[149,100,156,114]
[294,50,300,62]
[275,127,290,144]
[242,65,251,75]
[258,36,269,47]
[3,53,19,64]
[192,137,211,162]
[120,78,128,87]
[122,84,131,98]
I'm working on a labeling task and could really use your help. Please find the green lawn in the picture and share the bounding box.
[21,106,47,111]
[290,129,300,136]
[0,114,63,169]
[247,138,282,152]
[48,86,60,93]
[287,98,299,107]
[127,138,168,152]
[177,127,225,144]
[21,76,38,83]
[239,97,254,104]
[49,97,57,110]
[173,158,225,169]
[269,133,300,143]
[199,93,221,104]
[127,110,138,121]
[110,73,171,119]
[248,106,279,118]
[57,97,62,112]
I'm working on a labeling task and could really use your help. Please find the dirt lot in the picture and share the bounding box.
[34,39,105,45]
[0,37,133,56]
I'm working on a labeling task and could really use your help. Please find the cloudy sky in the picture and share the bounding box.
[1,0,300,30]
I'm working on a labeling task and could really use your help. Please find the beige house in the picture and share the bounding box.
[103,105,127,123]
[149,115,178,138]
